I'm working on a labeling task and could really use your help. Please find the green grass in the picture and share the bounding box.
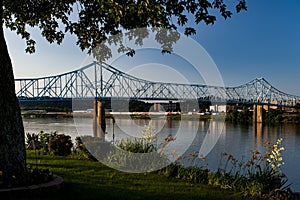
[24,151,248,200]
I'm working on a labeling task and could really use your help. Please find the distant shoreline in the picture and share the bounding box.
[21,111,214,121]
[21,111,300,124]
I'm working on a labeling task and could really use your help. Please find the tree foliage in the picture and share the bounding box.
[3,0,247,54]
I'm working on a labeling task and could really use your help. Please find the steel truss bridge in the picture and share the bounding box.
[15,62,300,107]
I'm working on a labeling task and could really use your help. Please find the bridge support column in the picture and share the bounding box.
[93,100,106,139]
[253,104,263,123]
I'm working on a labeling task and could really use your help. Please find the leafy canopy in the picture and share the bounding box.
[2,0,247,54]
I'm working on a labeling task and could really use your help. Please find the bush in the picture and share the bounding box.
[48,134,73,156]
[70,136,119,162]
[0,167,53,189]
[72,136,97,161]
[26,132,41,150]
[160,163,209,184]
[39,131,57,153]
[25,131,57,153]
[117,138,156,153]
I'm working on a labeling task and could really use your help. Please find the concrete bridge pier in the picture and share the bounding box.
[253,104,264,139]
[93,100,106,139]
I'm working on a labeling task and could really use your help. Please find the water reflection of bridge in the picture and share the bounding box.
[15,62,300,107]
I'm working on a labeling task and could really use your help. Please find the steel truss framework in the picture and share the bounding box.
[15,62,300,106]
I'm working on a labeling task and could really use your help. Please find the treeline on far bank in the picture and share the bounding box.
[19,99,210,113]
[226,105,300,124]
[20,99,300,124]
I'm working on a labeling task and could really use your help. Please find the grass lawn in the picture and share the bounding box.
[24,151,249,200]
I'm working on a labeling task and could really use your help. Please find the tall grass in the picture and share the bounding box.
[160,138,291,198]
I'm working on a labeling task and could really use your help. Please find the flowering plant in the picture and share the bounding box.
[264,138,285,176]
[142,122,156,144]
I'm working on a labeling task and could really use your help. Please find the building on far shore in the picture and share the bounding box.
[209,105,228,113]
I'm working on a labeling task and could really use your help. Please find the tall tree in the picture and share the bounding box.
[0,0,246,186]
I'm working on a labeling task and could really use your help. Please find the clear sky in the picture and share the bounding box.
[4,0,300,95]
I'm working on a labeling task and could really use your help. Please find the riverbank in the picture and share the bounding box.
[25,151,246,200]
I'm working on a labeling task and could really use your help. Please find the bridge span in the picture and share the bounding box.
[15,62,300,107]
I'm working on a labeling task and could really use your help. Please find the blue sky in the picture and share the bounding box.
[5,0,300,95]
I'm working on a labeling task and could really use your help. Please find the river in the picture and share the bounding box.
[22,117,300,192]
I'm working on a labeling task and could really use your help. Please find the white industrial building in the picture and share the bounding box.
[209,105,228,113]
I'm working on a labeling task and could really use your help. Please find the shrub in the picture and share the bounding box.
[26,132,41,150]
[48,134,73,156]
[160,163,209,185]
[72,136,97,161]
[117,138,156,153]
[39,131,57,153]
[75,136,113,161]
[160,163,180,178]
[114,123,158,153]
[0,167,53,189]
[25,131,57,153]
[25,167,53,186]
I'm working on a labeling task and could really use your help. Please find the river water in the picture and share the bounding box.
[22,117,300,192]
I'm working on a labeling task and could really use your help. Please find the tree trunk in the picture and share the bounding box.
[0,2,27,186]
